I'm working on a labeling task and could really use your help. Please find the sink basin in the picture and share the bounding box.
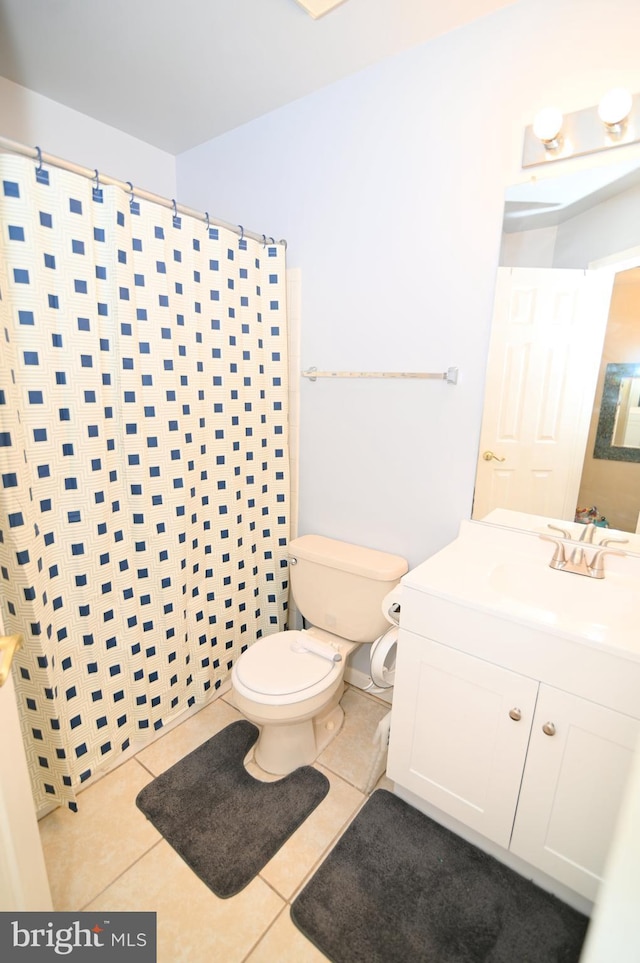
[487,560,637,644]
[403,521,640,653]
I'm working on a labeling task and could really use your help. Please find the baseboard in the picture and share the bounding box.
[344,666,393,704]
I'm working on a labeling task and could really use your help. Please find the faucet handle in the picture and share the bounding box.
[587,549,625,578]
[547,523,573,539]
[598,536,629,548]
[539,535,567,568]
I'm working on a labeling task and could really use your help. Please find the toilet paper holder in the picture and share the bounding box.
[370,627,398,689]
[382,587,402,627]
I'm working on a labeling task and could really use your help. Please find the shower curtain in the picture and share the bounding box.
[0,153,290,810]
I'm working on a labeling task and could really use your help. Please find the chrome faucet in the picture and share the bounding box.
[540,523,628,579]
[568,520,597,566]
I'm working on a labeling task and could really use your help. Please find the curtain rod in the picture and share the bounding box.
[0,135,286,248]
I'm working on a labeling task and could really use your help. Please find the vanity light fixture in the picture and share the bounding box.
[523,88,640,168]
[598,87,633,134]
[532,107,564,152]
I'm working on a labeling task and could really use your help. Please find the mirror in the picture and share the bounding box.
[473,155,640,543]
[594,363,640,459]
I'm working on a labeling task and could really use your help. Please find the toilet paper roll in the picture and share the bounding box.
[370,626,398,689]
[381,587,403,626]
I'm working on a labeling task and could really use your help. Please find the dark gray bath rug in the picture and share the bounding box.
[291,789,589,963]
[136,719,329,898]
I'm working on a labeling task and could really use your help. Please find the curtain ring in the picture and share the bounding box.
[262,234,267,247]
[126,180,134,196]
[171,198,177,219]
[205,212,210,231]
[238,225,244,241]
[93,169,100,189]
[34,145,43,171]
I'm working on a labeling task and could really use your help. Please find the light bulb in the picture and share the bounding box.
[598,88,633,128]
[532,107,564,148]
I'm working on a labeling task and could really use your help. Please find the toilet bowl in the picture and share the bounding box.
[232,627,356,773]
[230,534,408,775]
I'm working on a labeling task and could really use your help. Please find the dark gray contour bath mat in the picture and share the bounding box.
[291,789,589,963]
[136,719,329,898]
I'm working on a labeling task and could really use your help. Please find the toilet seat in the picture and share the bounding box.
[233,630,342,703]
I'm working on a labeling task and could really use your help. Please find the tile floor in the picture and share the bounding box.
[39,685,393,963]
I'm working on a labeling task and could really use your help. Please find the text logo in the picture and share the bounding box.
[0,912,156,960]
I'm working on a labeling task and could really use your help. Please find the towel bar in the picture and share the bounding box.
[302,366,458,385]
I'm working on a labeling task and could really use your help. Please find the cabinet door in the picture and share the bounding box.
[387,630,538,848]
[510,685,640,902]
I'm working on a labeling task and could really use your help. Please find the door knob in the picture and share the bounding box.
[482,450,506,462]
[542,722,556,736]
[509,707,522,721]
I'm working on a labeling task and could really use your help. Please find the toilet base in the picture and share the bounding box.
[252,686,345,775]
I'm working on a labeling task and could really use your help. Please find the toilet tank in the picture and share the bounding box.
[288,535,408,643]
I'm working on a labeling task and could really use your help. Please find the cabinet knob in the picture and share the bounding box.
[542,721,556,736]
[509,707,522,721]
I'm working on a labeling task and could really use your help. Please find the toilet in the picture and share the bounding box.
[231,534,408,774]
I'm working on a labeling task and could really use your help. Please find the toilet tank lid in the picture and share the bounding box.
[288,535,408,581]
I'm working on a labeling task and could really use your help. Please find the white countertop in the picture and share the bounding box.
[402,520,640,662]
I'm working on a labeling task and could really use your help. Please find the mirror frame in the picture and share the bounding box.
[594,362,640,462]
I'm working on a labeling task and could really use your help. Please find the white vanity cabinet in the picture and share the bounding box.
[387,629,538,849]
[510,684,640,898]
[387,524,640,908]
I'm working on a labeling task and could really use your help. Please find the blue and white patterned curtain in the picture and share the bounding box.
[0,153,289,810]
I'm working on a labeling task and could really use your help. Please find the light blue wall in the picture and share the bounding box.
[0,76,176,197]
[553,183,640,268]
[502,180,640,269]
[177,0,640,568]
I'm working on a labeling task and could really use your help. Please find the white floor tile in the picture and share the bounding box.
[37,684,385,960]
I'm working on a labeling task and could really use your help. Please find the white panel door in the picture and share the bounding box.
[510,684,640,902]
[473,267,614,521]
[0,633,52,911]
[387,630,538,848]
